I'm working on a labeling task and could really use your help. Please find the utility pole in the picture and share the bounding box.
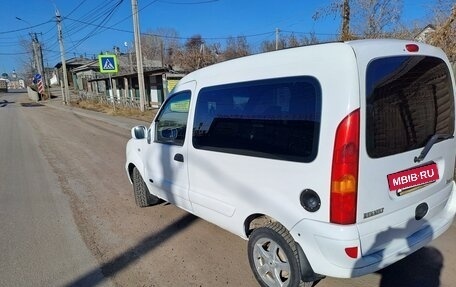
[30,33,39,72]
[131,0,146,112]
[15,17,45,82]
[275,28,280,50]
[31,33,45,85]
[56,10,70,105]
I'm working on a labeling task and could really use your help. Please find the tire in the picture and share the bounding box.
[248,222,313,287]
[132,167,160,207]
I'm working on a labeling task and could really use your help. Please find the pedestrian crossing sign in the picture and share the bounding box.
[98,54,118,73]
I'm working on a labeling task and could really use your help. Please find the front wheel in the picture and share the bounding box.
[132,167,160,207]
[248,222,313,287]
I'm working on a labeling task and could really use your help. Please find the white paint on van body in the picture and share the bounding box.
[126,39,456,279]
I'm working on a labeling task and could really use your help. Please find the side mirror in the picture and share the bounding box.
[131,125,147,139]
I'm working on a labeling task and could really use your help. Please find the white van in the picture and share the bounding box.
[126,39,456,287]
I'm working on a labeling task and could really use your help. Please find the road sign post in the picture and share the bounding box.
[33,73,45,100]
[98,54,118,110]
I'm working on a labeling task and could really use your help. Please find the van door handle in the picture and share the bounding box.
[174,153,184,162]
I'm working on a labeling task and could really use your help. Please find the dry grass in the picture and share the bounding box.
[72,99,158,122]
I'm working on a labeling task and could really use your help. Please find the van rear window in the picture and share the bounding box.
[193,77,322,162]
[366,56,455,158]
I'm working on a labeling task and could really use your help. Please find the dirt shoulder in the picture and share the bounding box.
[71,99,158,123]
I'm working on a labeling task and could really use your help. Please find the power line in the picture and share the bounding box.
[64,16,280,41]
[0,20,54,35]
[62,0,126,56]
[158,0,219,4]
[280,30,341,36]
[44,0,223,59]
[66,0,89,17]
[0,51,30,55]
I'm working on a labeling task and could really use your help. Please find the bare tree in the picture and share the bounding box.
[313,0,402,39]
[301,32,320,45]
[355,0,402,38]
[428,2,456,61]
[18,37,35,84]
[385,23,421,40]
[260,37,286,52]
[141,28,181,68]
[183,35,204,70]
[260,40,275,53]
[174,35,217,72]
[260,32,319,53]
[287,33,300,48]
[223,36,251,61]
[154,28,180,68]
[141,34,162,64]
[313,0,353,40]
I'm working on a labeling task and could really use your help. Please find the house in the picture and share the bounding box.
[414,24,436,43]
[55,52,186,107]
[414,24,455,68]
[87,67,185,107]
[54,57,95,87]
[71,60,99,91]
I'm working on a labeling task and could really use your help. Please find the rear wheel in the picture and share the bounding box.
[132,167,160,207]
[248,222,313,287]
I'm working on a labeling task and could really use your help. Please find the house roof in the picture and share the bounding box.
[71,60,99,73]
[54,57,95,69]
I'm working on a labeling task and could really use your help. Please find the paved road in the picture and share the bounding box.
[0,92,112,287]
[1,91,455,287]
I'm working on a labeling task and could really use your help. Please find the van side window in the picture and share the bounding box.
[193,77,322,162]
[366,56,455,158]
[155,91,191,146]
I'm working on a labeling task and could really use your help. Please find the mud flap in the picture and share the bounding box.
[296,242,326,283]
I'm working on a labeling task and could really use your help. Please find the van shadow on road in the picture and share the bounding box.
[64,213,198,287]
[351,217,443,287]
[377,246,443,287]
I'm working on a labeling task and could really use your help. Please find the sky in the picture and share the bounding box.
[0,0,443,74]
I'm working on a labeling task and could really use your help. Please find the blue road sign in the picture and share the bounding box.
[33,73,42,84]
[98,55,118,73]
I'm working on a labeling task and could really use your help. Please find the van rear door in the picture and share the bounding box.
[356,52,456,257]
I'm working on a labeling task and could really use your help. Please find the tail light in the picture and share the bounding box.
[331,109,360,224]
[405,44,419,52]
[345,246,359,259]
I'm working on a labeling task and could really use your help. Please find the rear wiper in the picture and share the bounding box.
[414,133,454,163]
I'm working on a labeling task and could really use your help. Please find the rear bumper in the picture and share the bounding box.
[289,182,456,278]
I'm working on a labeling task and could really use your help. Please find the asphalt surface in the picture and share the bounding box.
[1,89,455,287]
[0,92,113,287]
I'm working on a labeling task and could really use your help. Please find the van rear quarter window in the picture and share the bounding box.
[366,56,455,158]
[193,77,322,162]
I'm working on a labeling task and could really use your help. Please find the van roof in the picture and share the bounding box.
[175,39,447,90]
